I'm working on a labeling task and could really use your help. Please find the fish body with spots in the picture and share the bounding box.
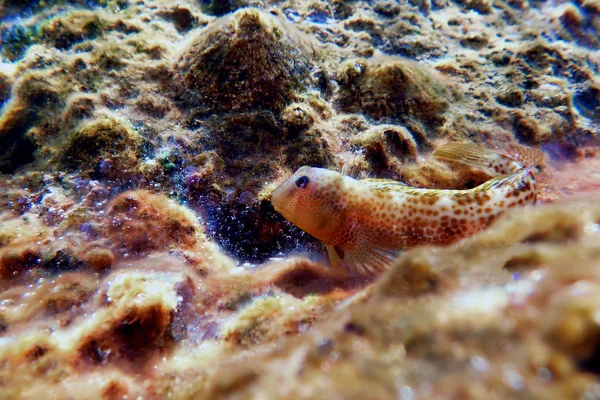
[271,143,543,276]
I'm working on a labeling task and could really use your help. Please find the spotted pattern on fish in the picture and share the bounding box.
[271,143,543,276]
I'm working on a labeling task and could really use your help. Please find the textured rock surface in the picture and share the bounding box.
[177,8,318,113]
[200,199,600,399]
[0,0,599,398]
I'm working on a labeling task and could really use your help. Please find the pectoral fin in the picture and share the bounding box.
[328,241,401,277]
[326,245,344,268]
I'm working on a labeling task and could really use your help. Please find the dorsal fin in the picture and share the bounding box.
[434,143,498,168]
[434,142,526,176]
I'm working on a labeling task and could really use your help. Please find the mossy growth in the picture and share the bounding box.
[57,116,143,174]
[336,58,452,129]
[1,3,126,60]
[0,24,41,61]
[178,8,314,113]
[284,126,335,170]
[198,0,264,16]
[0,72,13,107]
[352,125,419,177]
[0,73,65,173]
[40,11,107,50]
[1,0,128,17]
[106,190,203,256]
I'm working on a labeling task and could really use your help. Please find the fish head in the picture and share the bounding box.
[271,166,346,243]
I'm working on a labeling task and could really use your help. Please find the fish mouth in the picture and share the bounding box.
[270,185,286,212]
[271,195,292,220]
[272,202,290,218]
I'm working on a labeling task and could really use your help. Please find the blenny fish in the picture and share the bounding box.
[271,143,544,276]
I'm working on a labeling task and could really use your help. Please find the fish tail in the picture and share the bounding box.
[434,142,544,175]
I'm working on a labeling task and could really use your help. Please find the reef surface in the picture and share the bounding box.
[0,0,599,398]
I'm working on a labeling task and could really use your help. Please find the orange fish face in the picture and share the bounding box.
[271,166,347,244]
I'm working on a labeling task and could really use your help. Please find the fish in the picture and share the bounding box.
[271,142,544,277]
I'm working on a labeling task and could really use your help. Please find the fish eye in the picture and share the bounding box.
[295,176,309,189]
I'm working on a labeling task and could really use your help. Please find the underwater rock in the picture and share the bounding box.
[0,0,599,398]
[0,69,13,107]
[574,82,600,122]
[201,198,600,399]
[177,8,316,113]
[220,292,307,347]
[268,257,355,298]
[0,272,97,331]
[352,124,419,177]
[452,0,492,14]
[40,10,106,51]
[200,0,266,16]
[80,246,115,272]
[0,72,63,173]
[335,57,452,128]
[57,116,143,176]
[495,86,524,108]
[157,6,199,33]
[0,0,129,17]
[280,102,316,128]
[0,215,52,277]
[558,3,600,49]
[0,245,41,278]
[78,269,189,364]
[106,190,203,257]
[61,94,96,127]
[0,23,38,61]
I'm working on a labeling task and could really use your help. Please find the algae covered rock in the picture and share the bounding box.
[200,198,600,399]
[177,8,317,113]
[352,124,420,176]
[77,269,191,364]
[57,116,143,176]
[335,57,453,128]
[106,190,204,256]
[0,72,64,173]
[40,10,106,51]
[0,0,599,398]
[199,0,266,16]
[0,69,13,107]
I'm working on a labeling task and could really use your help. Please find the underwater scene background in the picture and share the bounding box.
[0,0,599,398]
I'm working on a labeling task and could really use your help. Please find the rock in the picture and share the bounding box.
[0,69,13,107]
[177,8,316,113]
[106,190,204,257]
[574,82,600,122]
[352,124,419,176]
[78,269,191,363]
[200,0,266,16]
[0,72,63,173]
[81,246,115,272]
[57,116,143,176]
[40,11,106,51]
[335,57,452,128]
